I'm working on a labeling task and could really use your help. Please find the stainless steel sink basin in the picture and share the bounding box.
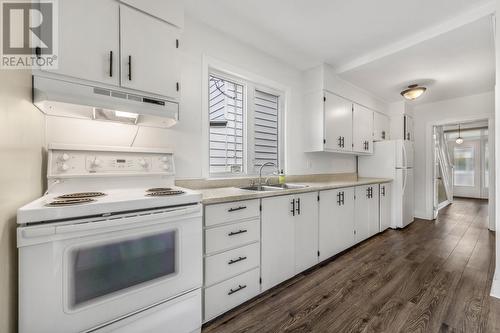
[240,185,285,192]
[267,183,309,190]
[240,183,309,191]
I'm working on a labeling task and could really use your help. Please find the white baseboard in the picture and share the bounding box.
[491,271,500,299]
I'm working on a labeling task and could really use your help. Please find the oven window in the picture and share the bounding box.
[70,230,176,307]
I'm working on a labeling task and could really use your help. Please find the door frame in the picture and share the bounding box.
[427,115,494,231]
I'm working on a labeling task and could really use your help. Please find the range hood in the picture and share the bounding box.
[32,75,179,128]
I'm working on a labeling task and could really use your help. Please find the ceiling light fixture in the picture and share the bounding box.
[401,84,427,100]
[456,124,464,145]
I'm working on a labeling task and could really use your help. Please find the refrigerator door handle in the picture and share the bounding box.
[402,168,408,194]
[402,142,407,169]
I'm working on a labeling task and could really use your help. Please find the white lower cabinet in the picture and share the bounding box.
[204,268,260,321]
[354,185,380,242]
[319,187,355,261]
[379,183,391,231]
[261,192,319,292]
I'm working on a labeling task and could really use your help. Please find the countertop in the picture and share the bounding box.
[197,177,392,205]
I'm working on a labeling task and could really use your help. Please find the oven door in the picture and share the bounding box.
[18,204,202,333]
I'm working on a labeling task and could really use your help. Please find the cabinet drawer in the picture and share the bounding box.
[204,268,260,321]
[205,200,260,227]
[205,219,260,254]
[205,242,260,286]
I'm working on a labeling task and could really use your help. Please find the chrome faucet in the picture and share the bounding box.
[258,162,278,188]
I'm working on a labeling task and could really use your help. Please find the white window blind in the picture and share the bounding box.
[253,90,279,172]
[209,75,244,174]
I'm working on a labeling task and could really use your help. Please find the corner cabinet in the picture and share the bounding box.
[374,112,390,141]
[261,192,318,292]
[305,91,374,155]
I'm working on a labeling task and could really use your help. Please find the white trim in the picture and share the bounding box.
[202,55,290,179]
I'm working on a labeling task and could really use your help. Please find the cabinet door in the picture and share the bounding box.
[404,115,414,141]
[354,185,371,242]
[368,185,380,236]
[374,112,390,141]
[324,92,353,152]
[353,104,374,153]
[319,188,355,261]
[120,0,184,28]
[120,5,181,98]
[44,0,119,85]
[261,195,296,292]
[379,184,391,231]
[294,192,319,273]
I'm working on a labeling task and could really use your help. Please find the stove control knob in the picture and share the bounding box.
[162,163,171,171]
[161,156,169,162]
[60,153,70,161]
[139,159,148,168]
[60,163,69,171]
[91,159,101,168]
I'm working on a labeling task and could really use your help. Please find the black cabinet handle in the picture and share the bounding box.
[228,256,247,265]
[228,229,248,236]
[109,51,113,77]
[341,191,345,205]
[296,198,301,215]
[381,186,386,196]
[381,131,386,140]
[337,192,341,205]
[338,136,342,148]
[228,284,247,295]
[128,55,132,81]
[228,206,247,212]
[341,136,345,148]
[291,199,295,216]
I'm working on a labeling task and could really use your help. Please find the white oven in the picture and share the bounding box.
[18,204,202,333]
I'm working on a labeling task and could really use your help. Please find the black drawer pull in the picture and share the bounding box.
[228,256,247,265]
[228,229,248,237]
[128,55,132,81]
[228,206,247,212]
[228,284,247,295]
[109,51,113,77]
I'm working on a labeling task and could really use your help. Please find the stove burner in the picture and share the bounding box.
[146,188,173,192]
[46,198,96,206]
[146,190,185,197]
[55,192,106,199]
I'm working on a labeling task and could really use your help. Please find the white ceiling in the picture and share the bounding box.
[339,17,495,103]
[184,0,496,104]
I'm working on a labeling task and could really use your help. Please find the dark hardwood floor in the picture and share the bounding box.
[203,198,500,333]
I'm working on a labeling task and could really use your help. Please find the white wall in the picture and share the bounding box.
[46,17,388,179]
[412,91,495,222]
[0,70,45,333]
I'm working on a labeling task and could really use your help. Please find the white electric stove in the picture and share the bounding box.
[17,144,203,333]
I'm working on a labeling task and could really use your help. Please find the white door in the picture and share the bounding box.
[379,184,391,231]
[373,112,390,141]
[452,140,481,198]
[120,5,181,98]
[44,0,119,85]
[319,188,355,261]
[261,195,296,292]
[354,185,371,242]
[324,92,353,152]
[353,104,374,153]
[368,185,380,236]
[294,192,319,273]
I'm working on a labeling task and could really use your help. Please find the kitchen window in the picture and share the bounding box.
[208,72,283,176]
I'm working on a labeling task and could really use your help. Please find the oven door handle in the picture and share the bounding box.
[55,205,201,235]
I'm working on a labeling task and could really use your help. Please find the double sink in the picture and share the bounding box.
[240,183,309,192]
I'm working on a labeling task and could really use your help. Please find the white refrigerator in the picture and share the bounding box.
[358,140,415,228]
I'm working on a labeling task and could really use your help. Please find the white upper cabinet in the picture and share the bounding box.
[324,92,353,152]
[352,104,374,154]
[373,112,390,141]
[120,5,181,98]
[120,0,184,28]
[319,188,355,261]
[46,0,119,85]
[294,192,319,273]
